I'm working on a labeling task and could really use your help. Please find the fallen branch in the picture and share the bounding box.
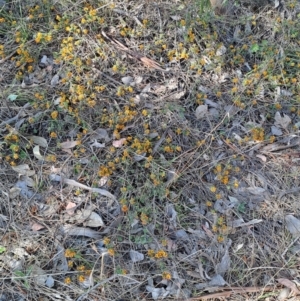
[186,285,276,300]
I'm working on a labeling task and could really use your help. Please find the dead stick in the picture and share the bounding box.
[185,285,276,301]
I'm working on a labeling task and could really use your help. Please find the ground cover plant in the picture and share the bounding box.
[0,0,300,300]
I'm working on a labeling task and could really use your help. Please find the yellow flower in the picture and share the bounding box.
[155,250,168,259]
[103,237,110,245]
[164,146,173,153]
[51,111,58,119]
[121,204,129,213]
[77,275,85,283]
[108,248,115,256]
[77,265,86,271]
[68,261,74,268]
[215,164,222,173]
[140,212,149,225]
[64,277,72,284]
[210,186,217,193]
[45,34,52,42]
[65,249,76,258]
[180,49,189,60]
[148,249,155,258]
[35,32,43,43]
[175,128,182,134]
[217,235,224,243]
[221,176,229,185]
[231,86,238,93]
[50,132,57,138]
[162,271,172,280]
[206,201,212,207]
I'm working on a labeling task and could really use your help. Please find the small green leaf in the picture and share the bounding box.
[250,43,259,53]
[8,94,18,101]
[0,246,6,254]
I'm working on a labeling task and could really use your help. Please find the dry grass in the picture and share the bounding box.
[0,0,300,300]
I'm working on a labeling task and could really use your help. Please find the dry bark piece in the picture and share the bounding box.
[277,278,300,295]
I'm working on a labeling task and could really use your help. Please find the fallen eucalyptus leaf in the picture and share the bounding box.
[50,175,116,200]
[216,45,226,56]
[40,55,48,66]
[90,187,116,200]
[31,265,48,286]
[133,153,146,161]
[285,215,300,237]
[24,175,35,187]
[11,164,35,176]
[121,76,134,86]
[146,286,169,300]
[15,180,35,199]
[195,274,227,289]
[84,212,104,227]
[214,199,235,214]
[99,176,108,186]
[195,105,208,119]
[51,74,60,86]
[65,202,77,215]
[49,174,62,181]
[113,138,127,147]
[171,15,181,20]
[29,136,48,147]
[31,222,45,231]
[94,128,110,141]
[60,140,80,149]
[166,90,185,101]
[9,187,21,199]
[205,99,219,108]
[33,145,45,161]
[278,287,291,301]
[274,112,291,129]
[256,154,267,162]
[216,250,231,276]
[90,140,105,148]
[129,250,144,262]
[62,225,102,239]
[175,229,189,240]
[246,187,265,195]
[45,276,55,288]
[274,0,280,8]
[271,125,283,136]
[277,278,300,295]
